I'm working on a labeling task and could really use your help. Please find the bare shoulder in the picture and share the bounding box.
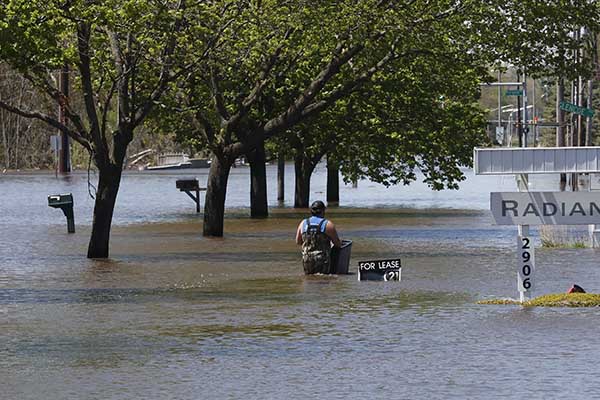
[325,220,339,237]
[325,219,341,247]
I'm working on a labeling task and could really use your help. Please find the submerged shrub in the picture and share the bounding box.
[478,293,600,307]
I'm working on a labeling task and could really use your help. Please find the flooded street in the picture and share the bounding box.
[3,164,600,399]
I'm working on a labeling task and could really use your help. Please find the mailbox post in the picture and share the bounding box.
[176,179,206,213]
[48,193,75,233]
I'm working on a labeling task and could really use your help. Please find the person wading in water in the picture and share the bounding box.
[295,200,341,274]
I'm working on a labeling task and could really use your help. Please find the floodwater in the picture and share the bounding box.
[2,164,600,399]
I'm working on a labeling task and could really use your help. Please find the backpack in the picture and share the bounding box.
[301,218,331,274]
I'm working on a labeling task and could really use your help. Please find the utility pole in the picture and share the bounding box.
[589,31,599,146]
[523,71,528,147]
[587,77,594,146]
[557,78,566,190]
[516,71,522,147]
[571,28,581,191]
[498,70,502,142]
[578,75,584,146]
[532,79,536,147]
[58,64,71,174]
[577,27,585,147]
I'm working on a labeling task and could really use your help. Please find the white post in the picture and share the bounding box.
[517,225,535,302]
[516,174,534,302]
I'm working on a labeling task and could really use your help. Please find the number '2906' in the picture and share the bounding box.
[518,236,534,292]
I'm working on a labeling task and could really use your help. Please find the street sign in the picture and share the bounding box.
[358,259,401,281]
[505,89,523,96]
[491,192,600,225]
[559,101,595,117]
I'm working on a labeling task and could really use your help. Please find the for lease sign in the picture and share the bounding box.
[491,192,600,225]
[358,259,401,281]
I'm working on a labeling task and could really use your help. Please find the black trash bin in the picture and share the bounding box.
[330,240,352,274]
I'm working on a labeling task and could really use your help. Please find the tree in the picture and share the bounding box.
[178,0,494,236]
[282,41,490,209]
[291,0,599,212]
[474,0,599,80]
[0,0,208,257]
[267,0,495,208]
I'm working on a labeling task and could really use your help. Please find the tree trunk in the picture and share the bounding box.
[203,154,233,237]
[277,151,285,202]
[326,155,339,206]
[14,114,19,170]
[1,111,9,170]
[59,64,71,174]
[87,165,122,258]
[294,154,315,208]
[247,140,268,218]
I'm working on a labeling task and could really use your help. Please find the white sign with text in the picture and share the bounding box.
[358,259,402,281]
[491,192,600,225]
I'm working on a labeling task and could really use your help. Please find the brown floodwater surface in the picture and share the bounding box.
[3,166,600,399]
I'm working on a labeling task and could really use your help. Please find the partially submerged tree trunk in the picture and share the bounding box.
[87,164,122,258]
[326,155,339,206]
[247,139,268,218]
[277,151,285,202]
[294,153,316,208]
[203,153,234,236]
[87,128,132,258]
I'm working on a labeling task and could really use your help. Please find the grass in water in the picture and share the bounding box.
[478,293,600,307]
[540,225,588,248]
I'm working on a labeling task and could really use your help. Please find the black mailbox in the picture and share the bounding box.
[176,179,200,191]
[48,193,75,233]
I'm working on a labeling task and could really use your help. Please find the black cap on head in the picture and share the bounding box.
[310,200,326,215]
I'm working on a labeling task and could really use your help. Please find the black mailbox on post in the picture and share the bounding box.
[48,193,75,233]
[176,179,205,213]
[176,179,200,191]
